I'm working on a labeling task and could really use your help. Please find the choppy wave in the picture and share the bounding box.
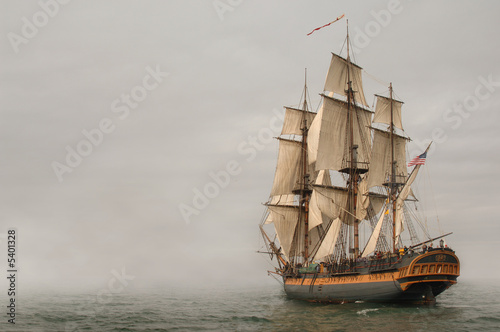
[357,308,380,316]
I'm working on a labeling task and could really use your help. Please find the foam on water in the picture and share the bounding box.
[357,308,380,316]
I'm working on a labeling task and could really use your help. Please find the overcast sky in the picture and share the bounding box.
[1,0,499,292]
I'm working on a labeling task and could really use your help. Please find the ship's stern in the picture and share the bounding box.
[395,249,460,303]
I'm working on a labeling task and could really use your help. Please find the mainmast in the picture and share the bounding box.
[345,20,360,258]
[390,83,397,253]
[295,69,312,265]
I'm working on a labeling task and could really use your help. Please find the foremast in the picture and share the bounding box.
[262,69,317,268]
[294,70,312,264]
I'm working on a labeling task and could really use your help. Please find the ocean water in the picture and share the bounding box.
[4,280,500,331]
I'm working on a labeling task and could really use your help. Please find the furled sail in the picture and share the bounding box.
[324,53,368,107]
[373,95,404,130]
[281,107,316,136]
[368,128,408,188]
[308,95,372,171]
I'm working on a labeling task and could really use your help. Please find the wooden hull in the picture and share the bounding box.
[283,249,459,304]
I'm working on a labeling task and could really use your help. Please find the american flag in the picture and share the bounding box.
[408,152,427,167]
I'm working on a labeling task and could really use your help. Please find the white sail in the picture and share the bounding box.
[264,195,296,224]
[356,175,370,220]
[263,36,434,266]
[309,170,332,230]
[399,165,421,201]
[270,194,296,205]
[312,185,348,222]
[394,164,423,240]
[308,95,372,171]
[267,205,300,261]
[369,194,386,217]
[324,53,368,107]
[373,95,403,130]
[309,195,323,231]
[368,128,408,189]
[395,213,405,247]
[355,173,387,220]
[313,218,342,261]
[281,107,316,136]
[270,138,302,196]
[361,207,387,257]
[307,103,323,166]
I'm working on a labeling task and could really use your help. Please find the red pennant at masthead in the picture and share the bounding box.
[307,14,345,36]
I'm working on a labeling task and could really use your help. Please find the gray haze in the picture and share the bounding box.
[1,1,499,292]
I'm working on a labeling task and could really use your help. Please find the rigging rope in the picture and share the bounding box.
[424,165,444,235]
[363,69,390,87]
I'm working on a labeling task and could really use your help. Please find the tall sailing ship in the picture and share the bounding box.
[259,27,460,304]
